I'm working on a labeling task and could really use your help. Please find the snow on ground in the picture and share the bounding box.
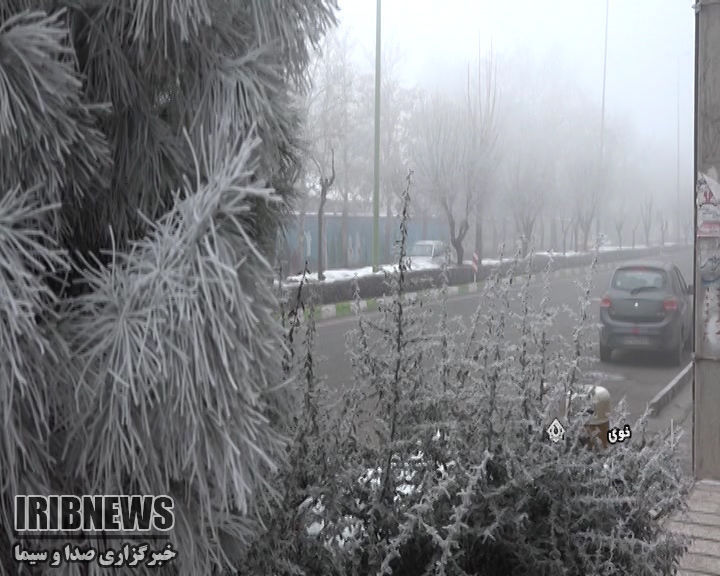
[279,244,674,288]
[600,243,649,251]
[464,257,516,266]
[283,259,439,285]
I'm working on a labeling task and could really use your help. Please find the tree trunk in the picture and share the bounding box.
[502,218,507,249]
[341,206,348,268]
[297,191,306,275]
[550,216,557,251]
[451,238,464,266]
[323,231,328,272]
[318,198,326,280]
[475,203,483,264]
[341,136,350,268]
[538,215,545,252]
[446,211,469,266]
[492,218,498,255]
[581,223,591,252]
[316,150,335,276]
[520,216,535,257]
[573,222,579,252]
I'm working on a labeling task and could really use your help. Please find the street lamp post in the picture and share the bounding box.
[598,0,609,240]
[677,57,681,243]
[372,0,381,272]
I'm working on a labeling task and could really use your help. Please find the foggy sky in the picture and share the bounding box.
[336,0,695,180]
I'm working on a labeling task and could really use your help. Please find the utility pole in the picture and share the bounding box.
[372,0,381,272]
[597,0,609,240]
[694,0,720,480]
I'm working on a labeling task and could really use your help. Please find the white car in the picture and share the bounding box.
[406,240,449,269]
[598,233,611,247]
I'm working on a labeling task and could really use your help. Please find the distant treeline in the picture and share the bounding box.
[275,213,687,278]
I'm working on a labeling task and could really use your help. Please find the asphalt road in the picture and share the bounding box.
[314,248,694,424]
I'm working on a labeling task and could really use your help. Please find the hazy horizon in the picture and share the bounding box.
[335,0,695,184]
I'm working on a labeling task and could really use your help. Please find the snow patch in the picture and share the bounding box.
[284,260,439,285]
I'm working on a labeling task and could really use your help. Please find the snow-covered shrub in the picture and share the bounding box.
[243,173,692,575]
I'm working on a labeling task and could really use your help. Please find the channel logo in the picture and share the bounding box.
[15,496,174,532]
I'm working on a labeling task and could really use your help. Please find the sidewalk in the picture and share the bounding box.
[652,381,720,574]
[646,378,693,476]
[670,481,720,575]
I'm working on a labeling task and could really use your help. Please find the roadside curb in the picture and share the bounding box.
[649,362,694,417]
[300,260,621,322]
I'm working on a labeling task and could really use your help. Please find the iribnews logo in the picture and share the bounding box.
[15,496,174,532]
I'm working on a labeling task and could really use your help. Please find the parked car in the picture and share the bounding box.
[406,240,449,269]
[599,260,693,366]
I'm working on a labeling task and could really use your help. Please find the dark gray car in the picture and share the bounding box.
[599,260,693,366]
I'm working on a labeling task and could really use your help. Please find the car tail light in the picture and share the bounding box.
[600,296,611,308]
[663,298,678,311]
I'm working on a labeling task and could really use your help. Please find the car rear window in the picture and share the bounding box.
[611,267,667,292]
[409,244,434,257]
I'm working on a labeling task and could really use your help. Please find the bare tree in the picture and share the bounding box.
[641,195,654,246]
[464,48,500,264]
[613,210,626,249]
[560,215,574,255]
[410,94,465,264]
[314,150,335,280]
[380,45,418,261]
[303,33,355,274]
[330,29,359,268]
[506,148,548,257]
[632,216,640,249]
[568,148,603,252]
[296,178,309,274]
[658,210,669,246]
[545,155,572,253]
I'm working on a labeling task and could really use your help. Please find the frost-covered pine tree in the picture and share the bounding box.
[0,1,337,574]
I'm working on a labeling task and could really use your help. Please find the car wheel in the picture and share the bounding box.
[684,328,693,351]
[600,343,612,363]
[670,331,684,367]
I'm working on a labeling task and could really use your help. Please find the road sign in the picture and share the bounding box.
[472,252,479,273]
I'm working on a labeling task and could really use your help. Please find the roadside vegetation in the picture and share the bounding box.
[241,174,693,576]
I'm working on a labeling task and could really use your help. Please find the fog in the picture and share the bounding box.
[292,0,696,273]
[339,0,694,147]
